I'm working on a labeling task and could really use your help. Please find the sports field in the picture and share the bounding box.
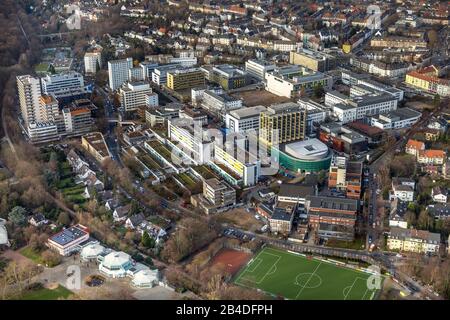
[234,247,383,300]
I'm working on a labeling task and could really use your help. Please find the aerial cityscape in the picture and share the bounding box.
[0,0,449,304]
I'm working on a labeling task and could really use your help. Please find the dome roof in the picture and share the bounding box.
[102,251,131,268]
[132,269,158,285]
[81,243,105,257]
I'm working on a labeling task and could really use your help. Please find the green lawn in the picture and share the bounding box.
[19,285,73,300]
[234,247,383,300]
[19,247,44,264]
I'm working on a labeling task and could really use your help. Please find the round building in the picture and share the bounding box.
[271,138,332,173]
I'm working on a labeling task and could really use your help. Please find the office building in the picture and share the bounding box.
[167,68,205,91]
[41,72,85,100]
[119,81,153,112]
[151,64,180,86]
[203,64,249,90]
[326,91,398,124]
[108,57,133,90]
[212,145,261,187]
[202,90,243,116]
[203,178,236,207]
[265,65,333,98]
[289,49,337,72]
[259,102,307,146]
[370,107,421,130]
[225,105,267,134]
[167,119,213,165]
[245,59,276,81]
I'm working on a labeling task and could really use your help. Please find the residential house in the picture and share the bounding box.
[417,150,446,165]
[113,205,131,222]
[28,213,48,227]
[389,199,408,229]
[105,198,120,211]
[125,213,146,229]
[432,187,448,203]
[427,203,450,219]
[390,178,415,202]
[405,139,425,157]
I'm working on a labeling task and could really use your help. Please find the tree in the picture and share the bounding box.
[8,206,27,226]
[404,210,417,228]
[41,250,61,267]
[57,211,71,226]
[417,210,433,230]
[141,231,155,248]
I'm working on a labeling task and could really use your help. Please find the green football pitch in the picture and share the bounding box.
[234,247,383,300]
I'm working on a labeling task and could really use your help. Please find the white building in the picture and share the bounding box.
[145,92,159,107]
[212,145,261,186]
[41,72,85,99]
[265,65,333,98]
[128,67,145,81]
[327,91,398,124]
[131,269,159,288]
[202,90,243,117]
[297,98,328,134]
[370,107,421,130]
[390,181,414,202]
[151,64,180,86]
[80,242,105,261]
[47,225,90,256]
[108,57,133,90]
[139,61,159,80]
[167,119,213,165]
[84,51,102,74]
[99,251,133,278]
[245,59,276,81]
[432,187,447,203]
[0,218,9,246]
[17,75,43,125]
[119,81,153,112]
[225,105,267,134]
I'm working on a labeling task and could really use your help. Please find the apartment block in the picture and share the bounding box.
[387,227,440,254]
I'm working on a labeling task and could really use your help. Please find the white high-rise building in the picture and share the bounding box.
[17,75,42,124]
[119,82,153,112]
[16,75,59,143]
[41,72,85,99]
[108,57,133,90]
[84,51,102,74]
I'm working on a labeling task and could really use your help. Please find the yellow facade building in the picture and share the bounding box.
[167,68,205,91]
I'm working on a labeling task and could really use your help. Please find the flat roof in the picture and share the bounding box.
[284,138,330,161]
[229,105,267,119]
[308,196,359,212]
[49,225,88,246]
